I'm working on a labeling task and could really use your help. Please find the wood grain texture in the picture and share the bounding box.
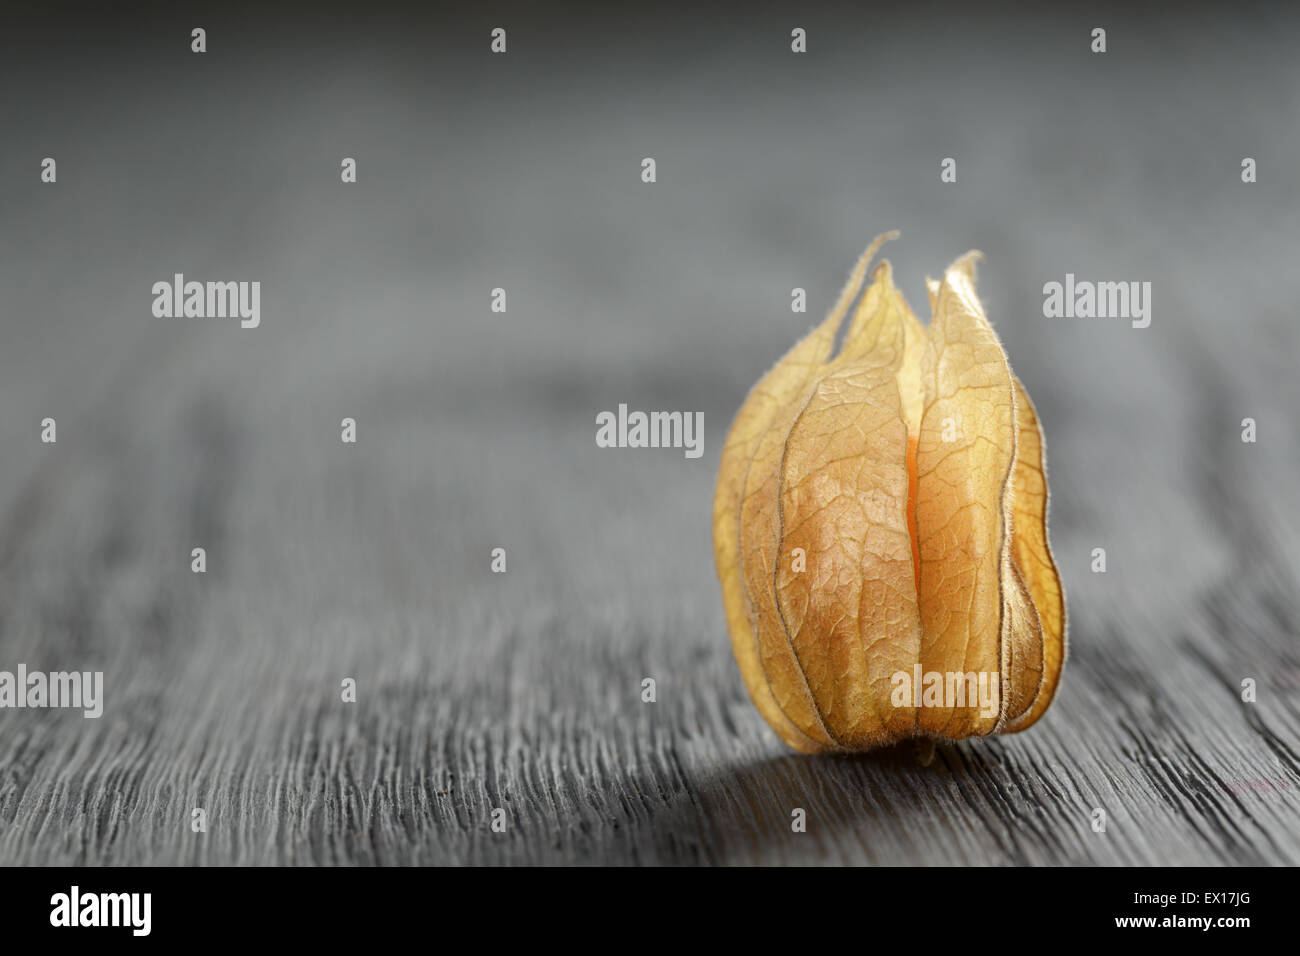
[1,5,1298,865]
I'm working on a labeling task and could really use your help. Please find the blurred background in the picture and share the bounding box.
[1,1,1297,864]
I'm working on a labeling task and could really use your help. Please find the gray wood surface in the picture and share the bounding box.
[1,6,1298,865]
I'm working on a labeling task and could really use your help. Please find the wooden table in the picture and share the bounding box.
[1,6,1297,865]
